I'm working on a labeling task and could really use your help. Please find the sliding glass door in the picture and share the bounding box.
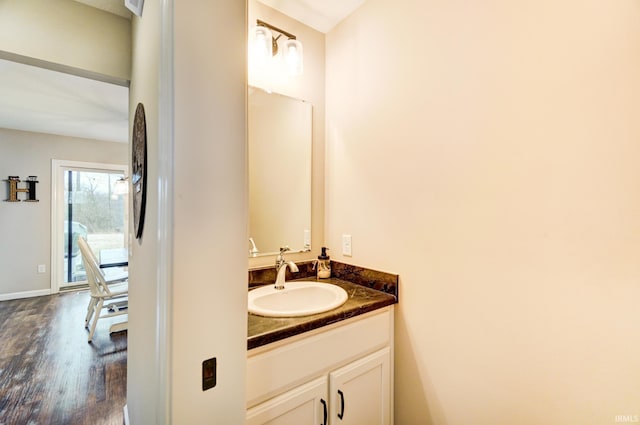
[52,161,128,291]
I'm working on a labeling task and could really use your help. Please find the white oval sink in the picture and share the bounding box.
[248,281,348,317]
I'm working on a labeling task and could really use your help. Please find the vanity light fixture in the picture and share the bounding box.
[249,19,303,76]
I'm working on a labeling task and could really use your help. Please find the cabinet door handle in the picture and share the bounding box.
[337,389,345,420]
[320,398,327,425]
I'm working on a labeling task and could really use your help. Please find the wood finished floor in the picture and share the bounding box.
[0,291,127,425]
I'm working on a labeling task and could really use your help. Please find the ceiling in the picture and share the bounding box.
[0,59,129,143]
[1,0,364,144]
[73,0,132,19]
[257,0,365,33]
[73,0,366,32]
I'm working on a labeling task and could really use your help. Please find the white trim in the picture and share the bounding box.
[0,289,51,302]
[156,0,174,422]
[50,160,128,294]
[123,404,130,425]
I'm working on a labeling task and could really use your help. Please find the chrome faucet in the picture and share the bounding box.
[274,246,298,290]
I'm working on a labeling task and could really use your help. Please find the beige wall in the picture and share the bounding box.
[326,0,640,423]
[0,128,126,298]
[0,0,131,83]
[248,0,326,268]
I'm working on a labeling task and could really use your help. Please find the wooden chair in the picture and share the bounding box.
[78,237,128,342]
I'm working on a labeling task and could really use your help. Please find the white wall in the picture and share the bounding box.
[248,0,326,268]
[0,128,126,298]
[326,0,640,423]
[0,0,131,83]
[128,0,248,422]
[169,0,248,422]
[126,0,163,421]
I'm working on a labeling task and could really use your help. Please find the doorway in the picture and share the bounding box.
[51,160,128,292]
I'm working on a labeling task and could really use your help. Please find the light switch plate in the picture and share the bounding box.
[342,234,352,257]
[304,229,311,249]
[202,357,217,391]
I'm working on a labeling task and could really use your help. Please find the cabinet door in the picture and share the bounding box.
[247,376,329,425]
[329,348,391,425]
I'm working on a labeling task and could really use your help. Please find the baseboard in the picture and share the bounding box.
[123,404,130,425]
[59,283,89,292]
[0,289,51,302]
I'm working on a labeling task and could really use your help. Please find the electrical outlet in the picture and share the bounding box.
[37,264,46,274]
[342,234,352,257]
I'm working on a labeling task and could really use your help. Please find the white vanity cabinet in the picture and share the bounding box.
[329,348,390,424]
[246,376,328,425]
[247,307,394,425]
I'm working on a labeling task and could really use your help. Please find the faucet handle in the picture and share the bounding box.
[276,246,291,267]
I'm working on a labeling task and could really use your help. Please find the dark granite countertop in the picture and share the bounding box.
[248,278,397,350]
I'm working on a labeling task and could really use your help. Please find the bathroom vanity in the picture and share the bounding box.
[246,268,397,425]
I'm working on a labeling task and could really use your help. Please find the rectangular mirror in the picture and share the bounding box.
[248,87,312,257]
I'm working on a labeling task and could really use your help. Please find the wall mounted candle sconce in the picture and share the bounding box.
[5,176,39,202]
[113,176,129,195]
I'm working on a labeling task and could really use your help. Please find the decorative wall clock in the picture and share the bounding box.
[132,102,147,240]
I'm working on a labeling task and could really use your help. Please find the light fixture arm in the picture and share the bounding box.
[257,19,297,40]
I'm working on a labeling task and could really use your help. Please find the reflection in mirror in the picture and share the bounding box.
[248,87,312,257]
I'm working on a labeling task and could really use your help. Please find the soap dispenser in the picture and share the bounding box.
[316,247,331,279]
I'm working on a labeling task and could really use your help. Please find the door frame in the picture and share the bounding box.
[50,159,128,293]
